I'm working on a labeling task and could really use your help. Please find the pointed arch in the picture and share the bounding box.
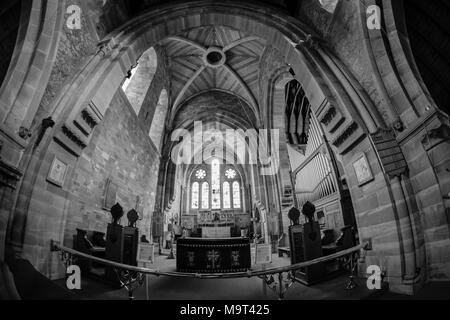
[149,89,169,151]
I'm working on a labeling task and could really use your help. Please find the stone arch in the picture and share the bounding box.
[360,0,450,284]
[122,47,158,115]
[148,88,168,151]
[0,0,65,137]
[6,2,432,293]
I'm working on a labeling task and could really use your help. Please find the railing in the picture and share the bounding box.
[51,240,371,300]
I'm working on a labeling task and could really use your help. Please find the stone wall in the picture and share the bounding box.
[298,0,394,126]
[136,46,171,136]
[63,89,160,248]
[32,0,98,129]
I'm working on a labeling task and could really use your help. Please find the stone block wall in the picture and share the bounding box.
[63,89,160,248]
[32,0,98,130]
[400,116,450,281]
[136,46,171,137]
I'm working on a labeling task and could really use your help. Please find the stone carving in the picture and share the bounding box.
[127,209,139,228]
[320,105,345,133]
[288,207,301,225]
[332,122,358,148]
[392,119,405,133]
[110,203,124,225]
[320,106,337,126]
[302,201,318,241]
[62,125,87,149]
[18,127,32,140]
[422,123,450,145]
[81,109,98,129]
[302,201,316,224]
[295,34,319,50]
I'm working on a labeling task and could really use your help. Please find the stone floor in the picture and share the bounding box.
[53,253,450,300]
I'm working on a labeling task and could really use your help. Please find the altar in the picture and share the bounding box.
[176,237,251,273]
[201,226,230,238]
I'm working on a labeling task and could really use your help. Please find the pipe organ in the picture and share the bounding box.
[288,97,355,232]
[293,112,338,206]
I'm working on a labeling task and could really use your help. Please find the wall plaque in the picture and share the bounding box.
[353,153,374,186]
[47,156,68,187]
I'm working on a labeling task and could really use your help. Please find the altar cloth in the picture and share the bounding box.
[176,237,251,273]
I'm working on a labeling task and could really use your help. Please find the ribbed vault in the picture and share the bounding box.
[161,26,266,127]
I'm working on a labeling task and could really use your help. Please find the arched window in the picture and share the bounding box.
[285,79,311,150]
[189,162,243,211]
[201,182,209,209]
[233,181,241,209]
[149,89,169,151]
[223,182,231,209]
[191,182,199,209]
[211,159,221,209]
[122,47,157,115]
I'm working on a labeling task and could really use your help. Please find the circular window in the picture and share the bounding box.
[207,51,223,65]
[196,169,207,180]
[225,169,237,180]
[203,47,226,68]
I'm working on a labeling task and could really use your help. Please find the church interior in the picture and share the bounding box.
[0,0,450,301]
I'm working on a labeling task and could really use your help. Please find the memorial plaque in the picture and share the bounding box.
[353,153,374,186]
[47,157,68,187]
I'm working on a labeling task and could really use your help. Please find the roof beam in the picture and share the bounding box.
[223,64,259,118]
[223,36,260,52]
[172,65,207,113]
[167,36,207,53]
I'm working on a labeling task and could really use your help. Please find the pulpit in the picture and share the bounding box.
[176,237,251,273]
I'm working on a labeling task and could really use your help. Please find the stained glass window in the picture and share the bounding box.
[233,181,241,209]
[196,169,206,180]
[223,182,231,209]
[201,182,209,209]
[190,160,244,211]
[211,159,221,209]
[225,169,236,179]
[192,182,199,209]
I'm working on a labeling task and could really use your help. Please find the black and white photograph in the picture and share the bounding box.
[0,0,449,315]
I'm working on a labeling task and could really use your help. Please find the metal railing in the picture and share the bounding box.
[51,240,371,300]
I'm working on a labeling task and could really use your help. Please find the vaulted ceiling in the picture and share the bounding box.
[160,26,266,122]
